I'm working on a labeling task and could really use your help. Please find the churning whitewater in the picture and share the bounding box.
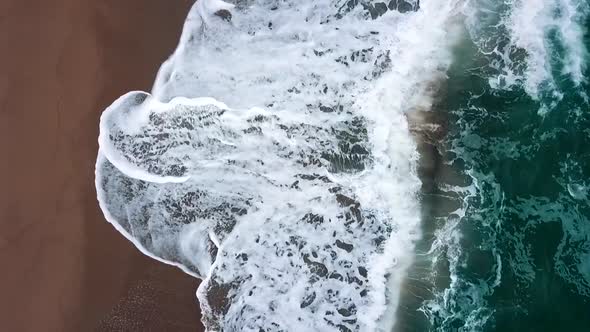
[96,0,459,330]
[95,0,590,331]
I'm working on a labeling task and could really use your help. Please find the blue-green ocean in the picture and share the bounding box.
[400,1,590,331]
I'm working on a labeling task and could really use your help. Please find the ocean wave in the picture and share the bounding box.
[416,1,590,329]
[96,0,463,331]
[464,0,589,105]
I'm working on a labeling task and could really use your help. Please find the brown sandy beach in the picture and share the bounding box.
[0,0,204,330]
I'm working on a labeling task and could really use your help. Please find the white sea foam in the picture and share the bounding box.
[553,0,589,85]
[95,0,463,330]
[465,0,589,100]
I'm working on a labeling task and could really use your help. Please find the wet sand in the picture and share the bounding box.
[0,0,204,331]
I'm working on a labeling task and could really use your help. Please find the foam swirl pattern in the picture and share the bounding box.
[96,0,461,331]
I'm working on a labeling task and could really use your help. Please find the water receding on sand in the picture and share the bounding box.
[95,0,590,331]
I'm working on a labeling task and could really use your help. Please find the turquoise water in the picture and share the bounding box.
[400,3,590,331]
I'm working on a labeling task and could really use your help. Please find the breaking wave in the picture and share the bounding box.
[96,0,462,331]
[95,0,590,331]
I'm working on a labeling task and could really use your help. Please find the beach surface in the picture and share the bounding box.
[0,0,204,330]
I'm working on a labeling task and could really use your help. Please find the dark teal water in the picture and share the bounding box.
[399,6,590,332]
